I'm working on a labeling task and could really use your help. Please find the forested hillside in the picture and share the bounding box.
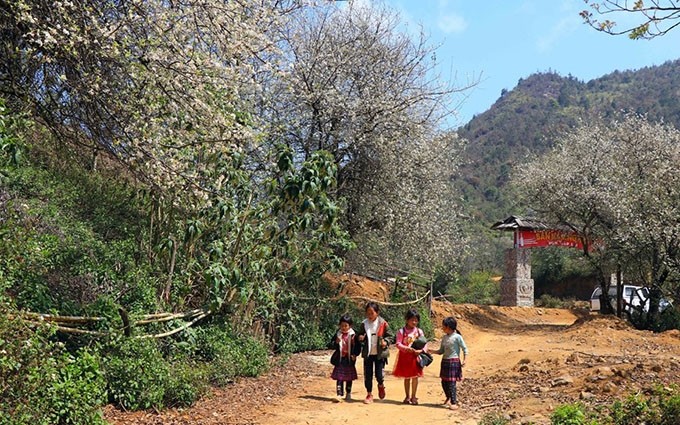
[457,59,680,225]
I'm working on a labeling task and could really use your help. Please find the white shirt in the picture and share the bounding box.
[364,318,380,355]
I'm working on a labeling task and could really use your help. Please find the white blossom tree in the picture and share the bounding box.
[264,1,474,277]
[1,0,290,194]
[517,115,680,325]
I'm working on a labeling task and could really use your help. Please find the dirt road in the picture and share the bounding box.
[105,302,680,425]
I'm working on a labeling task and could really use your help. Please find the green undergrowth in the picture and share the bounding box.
[478,385,680,425]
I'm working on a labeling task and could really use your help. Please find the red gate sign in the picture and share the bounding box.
[515,229,583,250]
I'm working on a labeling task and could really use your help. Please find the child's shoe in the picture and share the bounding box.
[345,392,352,401]
[363,394,373,404]
[378,384,386,399]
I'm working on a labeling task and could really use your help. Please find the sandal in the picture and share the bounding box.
[410,397,419,405]
[403,397,411,404]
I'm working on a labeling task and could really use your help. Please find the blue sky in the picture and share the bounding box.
[383,0,680,127]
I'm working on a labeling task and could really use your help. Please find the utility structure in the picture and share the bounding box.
[491,216,584,307]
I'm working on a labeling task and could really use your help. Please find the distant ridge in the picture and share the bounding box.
[456,59,680,223]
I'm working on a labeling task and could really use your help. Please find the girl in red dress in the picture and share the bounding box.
[392,308,426,405]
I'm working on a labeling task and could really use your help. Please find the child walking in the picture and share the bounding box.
[431,316,468,410]
[357,302,393,404]
[329,314,360,401]
[392,308,426,405]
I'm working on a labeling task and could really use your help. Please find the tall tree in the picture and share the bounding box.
[266,1,473,277]
[516,115,680,326]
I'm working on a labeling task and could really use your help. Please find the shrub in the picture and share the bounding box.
[659,393,680,425]
[43,349,107,425]
[163,360,209,408]
[0,313,106,425]
[103,337,169,410]
[551,385,680,425]
[447,271,500,305]
[654,307,680,332]
[609,394,658,425]
[478,412,510,425]
[193,324,270,385]
[551,403,587,425]
[536,294,579,309]
[276,315,327,354]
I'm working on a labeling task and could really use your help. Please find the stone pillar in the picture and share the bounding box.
[500,248,534,307]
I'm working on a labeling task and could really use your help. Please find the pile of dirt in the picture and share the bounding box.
[323,272,390,302]
[430,300,582,334]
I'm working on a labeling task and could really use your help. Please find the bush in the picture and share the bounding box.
[447,271,500,305]
[551,403,587,425]
[653,307,680,332]
[0,313,106,425]
[478,412,510,425]
[163,360,208,408]
[1,156,160,316]
[277,320,326,354]
[103,337,169,410]
[659,393,680,425]
[537,294,579,309]
[609,394,658,425]
[193,324,270,385]
[549,386,680,425]
[43,349,107,425]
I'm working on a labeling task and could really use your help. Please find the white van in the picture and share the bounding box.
[589,285,671,313]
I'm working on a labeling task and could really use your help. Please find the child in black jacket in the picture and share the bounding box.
[328,314,361,401]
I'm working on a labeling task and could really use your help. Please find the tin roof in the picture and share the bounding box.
[491,215,572,232]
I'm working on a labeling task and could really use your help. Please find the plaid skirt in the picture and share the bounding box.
[440,358,463,382]
[331,357,358,381]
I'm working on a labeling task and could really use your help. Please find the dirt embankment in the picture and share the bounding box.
[106,280,680,425]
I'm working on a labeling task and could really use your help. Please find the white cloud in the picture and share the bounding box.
[438,13,467,34]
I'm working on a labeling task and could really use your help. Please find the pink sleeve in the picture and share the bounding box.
[396,328,410,352]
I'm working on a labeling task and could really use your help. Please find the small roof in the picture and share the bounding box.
[491,215,571,232]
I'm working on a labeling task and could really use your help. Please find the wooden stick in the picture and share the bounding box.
[17,312,105,323]
[25,321,108,336]
[135,309,203,325]
[136,312,210,339]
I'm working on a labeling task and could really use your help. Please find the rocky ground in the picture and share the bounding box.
[105,278,680,425]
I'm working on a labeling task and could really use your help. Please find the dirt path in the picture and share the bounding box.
[105,302,680,425]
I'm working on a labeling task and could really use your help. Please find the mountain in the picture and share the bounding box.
[456,59,680,226]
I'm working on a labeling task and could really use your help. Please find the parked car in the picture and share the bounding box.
[589,285,672,313]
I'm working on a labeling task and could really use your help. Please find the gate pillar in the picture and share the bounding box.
[500,248,534,307]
